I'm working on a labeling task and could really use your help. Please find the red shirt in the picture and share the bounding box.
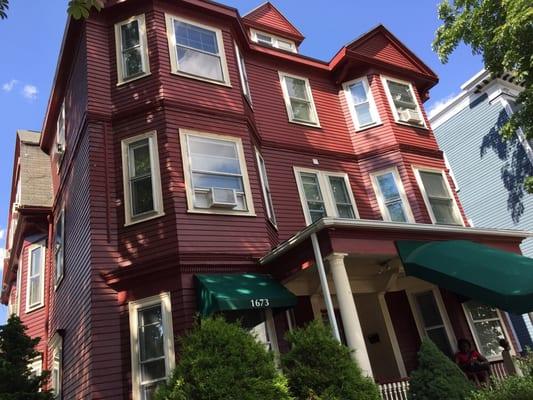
[455,350,481,366]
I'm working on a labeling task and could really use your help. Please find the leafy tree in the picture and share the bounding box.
[0,0,104,20]
[281,320,380,400]
[0,315,53,399]
[433,0,533,192]
[408,338,474,400]
[155,317,292,400]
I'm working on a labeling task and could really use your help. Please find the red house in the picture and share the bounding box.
[2,1,532,399]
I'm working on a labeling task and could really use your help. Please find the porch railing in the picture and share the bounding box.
[378,361,508,400]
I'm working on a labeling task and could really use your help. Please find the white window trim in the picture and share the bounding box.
[462,303,514,361]
[15,261,22,316]
[370,167,415,223]
[294,167,359,226]
[165,14,231,87]
[234,42,252,105]
[180,129,256,216]
[250,28,297,53]
[56,100,66,159]
[412,166,464,226]
[50,332,62,400]
[279,72,320,127]
[342,76,381,131]
[25,242,46,313]
[114,14,151,85]
[129,292,176,400]
[121,131,165,226]
[381,75,428,129]
[54,209,65,290]
[407,287,458,354]
[255,148,276,227]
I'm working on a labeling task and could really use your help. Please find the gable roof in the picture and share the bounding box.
[243,2,304,44]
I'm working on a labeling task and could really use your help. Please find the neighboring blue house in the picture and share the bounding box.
[430,70,533,352]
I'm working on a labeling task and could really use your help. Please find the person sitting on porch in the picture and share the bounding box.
[454,338,490,385]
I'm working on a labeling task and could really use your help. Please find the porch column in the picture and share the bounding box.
[326,253,373,377]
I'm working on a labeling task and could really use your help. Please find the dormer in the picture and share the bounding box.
[243,2,304,53]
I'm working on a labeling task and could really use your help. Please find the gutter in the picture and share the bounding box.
[259,218,532,265]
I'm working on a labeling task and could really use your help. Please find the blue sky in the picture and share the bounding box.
[0,0,482,324]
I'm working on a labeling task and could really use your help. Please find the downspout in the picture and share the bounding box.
[310,233,341,342]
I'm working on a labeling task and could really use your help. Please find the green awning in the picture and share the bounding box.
[396,240,533,314]
[195,273,298,317]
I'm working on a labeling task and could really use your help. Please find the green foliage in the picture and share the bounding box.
[0,315,53,399]
[433,0,533,193]
[281,320,380,400]
[408,338,474,400]
[0,0,103,19]
[0,0,8,19]
[468,375,533,400]
[155,317,292,400]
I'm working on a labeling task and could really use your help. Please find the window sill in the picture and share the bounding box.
[355,122,383,133]
[25,303,45,314]
[124,211,165,227]
[117,72,152,87]
[288,119,322,129]
[187,208,256,217]
[170,70,232,88]
[394,120,429,130]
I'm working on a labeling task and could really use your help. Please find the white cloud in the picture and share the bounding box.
[0,229,4,241]
[2,79,18,92]
[427,92,458,119]
[22,84,38,100]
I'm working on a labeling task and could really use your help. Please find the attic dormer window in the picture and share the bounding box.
[250,29,296,53]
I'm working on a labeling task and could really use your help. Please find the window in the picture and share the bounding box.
[414,168,463,225]
[50,333,62,399]
[26,243,45,312]
[54,209,65,287]
[129,293,175,400]
[382,76,426,127]
[370,168,414,223]
[294,168,358,225]
[165,15,230,85]
[343,77,380,130]
[255,150,276,225]
[234,43,252,104]
[279,72,320,126]
[121,132,164,225]
[115,15,150,84]
[250,29,297,53]
[180,130,255,215]
[56,100,66,156]
[464,301,509,360]
[29,355,43,378]
[408,289,456,358]
[14,264,22,316]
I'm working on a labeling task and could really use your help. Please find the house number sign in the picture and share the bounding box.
[250,298,270,308]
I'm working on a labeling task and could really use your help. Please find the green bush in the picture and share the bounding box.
[468,375,533,400]
[281,320,380,400]
[408,338,474,400]
[154,317,292,400]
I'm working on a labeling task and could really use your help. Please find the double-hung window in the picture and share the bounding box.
[343,77,380,130]
[26,242,45,312]
[129,293,175,400]
[166,15,229,85]
[463,301,508,360]
[255,150,276,225]
[50,333,63,399]
[54,210,65,288]
[29,355,43,378]
[115,15,150,84]
[414,168,463,225]
[382,76,426,127]
[180,130,255,215]
[279,72,320,126]
[370,168,413,223]
[295,168,357,225]
[121,132,164,225]
[234,43,252,104]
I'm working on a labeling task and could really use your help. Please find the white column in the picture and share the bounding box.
[327,253,373,377]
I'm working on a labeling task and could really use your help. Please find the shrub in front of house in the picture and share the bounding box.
[467,374,533,400]
[154,316,292,400]
[408,338,474,400]
[281,320,381,400]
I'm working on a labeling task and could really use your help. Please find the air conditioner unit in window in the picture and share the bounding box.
[208,188,238,209]
[398,109,423,125]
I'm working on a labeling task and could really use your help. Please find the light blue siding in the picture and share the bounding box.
[433,94,533,257]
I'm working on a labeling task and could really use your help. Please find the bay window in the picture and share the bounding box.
[166,15,229,85]
[129,293,175,400]
[26,242,45,312]
[370,168,413,223]
[343,77,380,130]
[382,76,426,127]
[115,15,150,84]
[279,72,320,126]
[294,168,357,225]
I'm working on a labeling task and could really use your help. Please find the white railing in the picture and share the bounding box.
[490,360,508,382]
[379,379,410,400]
